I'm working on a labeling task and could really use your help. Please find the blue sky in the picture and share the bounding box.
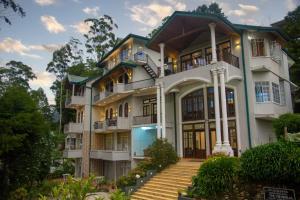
[0,0,299,104]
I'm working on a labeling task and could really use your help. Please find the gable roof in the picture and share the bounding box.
[99,34,149,65]
[67,74,89,85]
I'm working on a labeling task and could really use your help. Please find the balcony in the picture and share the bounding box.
[63,149,82,158]
[94,117,130,133]
[133,115,157,125]
[64,122,83,134]
[255,102,290,120]
[65,95,85,108]
[90,150,130,161]
[251,56,282,75]
[124,79,155,91]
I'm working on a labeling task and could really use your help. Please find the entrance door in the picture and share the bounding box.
[182,123,206,159]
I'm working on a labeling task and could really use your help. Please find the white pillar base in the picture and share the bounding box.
[212,143,222,154]
[221,144,234,157]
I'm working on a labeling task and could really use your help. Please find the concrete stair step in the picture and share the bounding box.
[144,181,189,189]
[133,190,177,199]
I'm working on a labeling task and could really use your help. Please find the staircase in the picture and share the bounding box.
[143,64,157,79]
[131,161,201,200]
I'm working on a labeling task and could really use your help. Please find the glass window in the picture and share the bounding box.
[180,54,192,71]
[272,82,280,104]
[255,81,270,102]
[118,104,123,117]
[182,89,204,121]
[207,87,215,119]
[104,134,113,150]
[251,39,265,57]
[124,103,129,117]
[279,80,286,105]
[226,88,235,117]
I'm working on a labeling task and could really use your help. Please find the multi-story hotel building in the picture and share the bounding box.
[63,12,295,179]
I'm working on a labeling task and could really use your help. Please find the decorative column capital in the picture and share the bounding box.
[217,67,226,74]
[208,22,216,30]
[211,68,218,75]
[159,43,165,49]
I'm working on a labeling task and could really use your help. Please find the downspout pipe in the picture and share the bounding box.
[173,92,177,153]
[240,31,252,149]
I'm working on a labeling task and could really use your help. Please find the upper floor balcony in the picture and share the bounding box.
[64,140,82,158]
[64,122,83,134]
[93,79,155,105]
[65,94,85,108]
[133,115,157,126]
[90,150,130,161]
[94,117,130,133]
[63,149,82,158]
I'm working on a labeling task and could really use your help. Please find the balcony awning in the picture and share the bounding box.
[92,61,137,87]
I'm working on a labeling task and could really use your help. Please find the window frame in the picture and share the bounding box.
[251,38,266,57]
[272,82,280,104]
[255,81,271,103]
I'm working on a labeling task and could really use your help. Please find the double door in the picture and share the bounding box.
[183,123,206,159]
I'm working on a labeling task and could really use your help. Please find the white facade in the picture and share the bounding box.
[63,13,294,179]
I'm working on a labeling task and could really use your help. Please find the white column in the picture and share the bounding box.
[209,23,217,63]
[156,84,161,138]
[219,68,233,155]
[211,69,222,152]
[72,84,75,96]
[159,43,165,77]
[161,84,166,139]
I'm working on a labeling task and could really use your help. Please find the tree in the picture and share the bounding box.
[283,6,300,112]
[31,87,52,121]
[192,2,226,18]
[0,86,52,199]
[0,0,25,25]
[84,15,119,61]
[0,61,36,94]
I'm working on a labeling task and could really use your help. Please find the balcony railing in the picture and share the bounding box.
[65,95,85,107]
[107,118,117,127]
[124,79,155,91]
[133,115,157,125]
[64,122,83,134]
[222,51,239,68]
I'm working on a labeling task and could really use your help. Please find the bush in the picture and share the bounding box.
[49,159,75,179]
[144,139,179,171]
[8,187,28,200]
[189,156,240,198]
[110,189,128,200]
[240,141,300,184]
[273,113,300,138]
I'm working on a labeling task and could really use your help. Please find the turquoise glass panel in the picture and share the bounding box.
[132,125,157,157]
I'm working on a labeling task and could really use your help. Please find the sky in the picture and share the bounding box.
[1,0,299,104]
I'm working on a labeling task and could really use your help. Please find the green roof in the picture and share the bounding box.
[146,11,290,47]
[67,74,89,85]
[92,61,137,86]
[99,34,149,65]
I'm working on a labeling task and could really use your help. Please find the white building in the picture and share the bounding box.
[63,12,295,179]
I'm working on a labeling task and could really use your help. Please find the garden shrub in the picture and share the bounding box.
[144,139,179,171]
[49,159,75,179]
[8,187,28,200]
[189,156,240,198]
[240,141,300,184]
[273,113,300,138]
[110,189,129,200]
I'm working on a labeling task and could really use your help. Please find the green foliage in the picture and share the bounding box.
[110,189,128,200]
[273,113,300,138]
[189,156,240,198]
[192,2,226,18]
[0,86,52,199]
[0,0,25,25]
[49,159,75,179]
[144,139,179,171]
[84,15,119,61]
[240,141,300,184]
[0,60,36,94]
[39,176,96,200]
[147,16,170,38]
[8,187,28,200]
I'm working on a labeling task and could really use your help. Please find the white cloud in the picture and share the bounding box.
[29,44,62,52]
[0,37,41,59]
[228,4,259,17]
[35,0,56,6]
[71,21,91,34]
[286,0,297,11]
[240,18,258,25]
[41,15,66,34]
[29,71,55,88]
[0,37,61,59]
[83,6,100,16]
[128,0,186,28]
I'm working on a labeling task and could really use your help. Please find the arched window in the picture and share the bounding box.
[105,109,109,120]
[119,104,123,117]
[110,108,113,119]
[118,75,123,83]
[124,103,128,117]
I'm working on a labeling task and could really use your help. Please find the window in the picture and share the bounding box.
[255,81,270,102]
[226,88,235,117]
[105,109,109,119]
[207,87,215,119]
[124,103,129,117]
[118,104,123,117]
[109,108,113,119]
[272,82,280,104]
[251,39,265,57]
[279,80,286,105]
[182,89,204,121]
